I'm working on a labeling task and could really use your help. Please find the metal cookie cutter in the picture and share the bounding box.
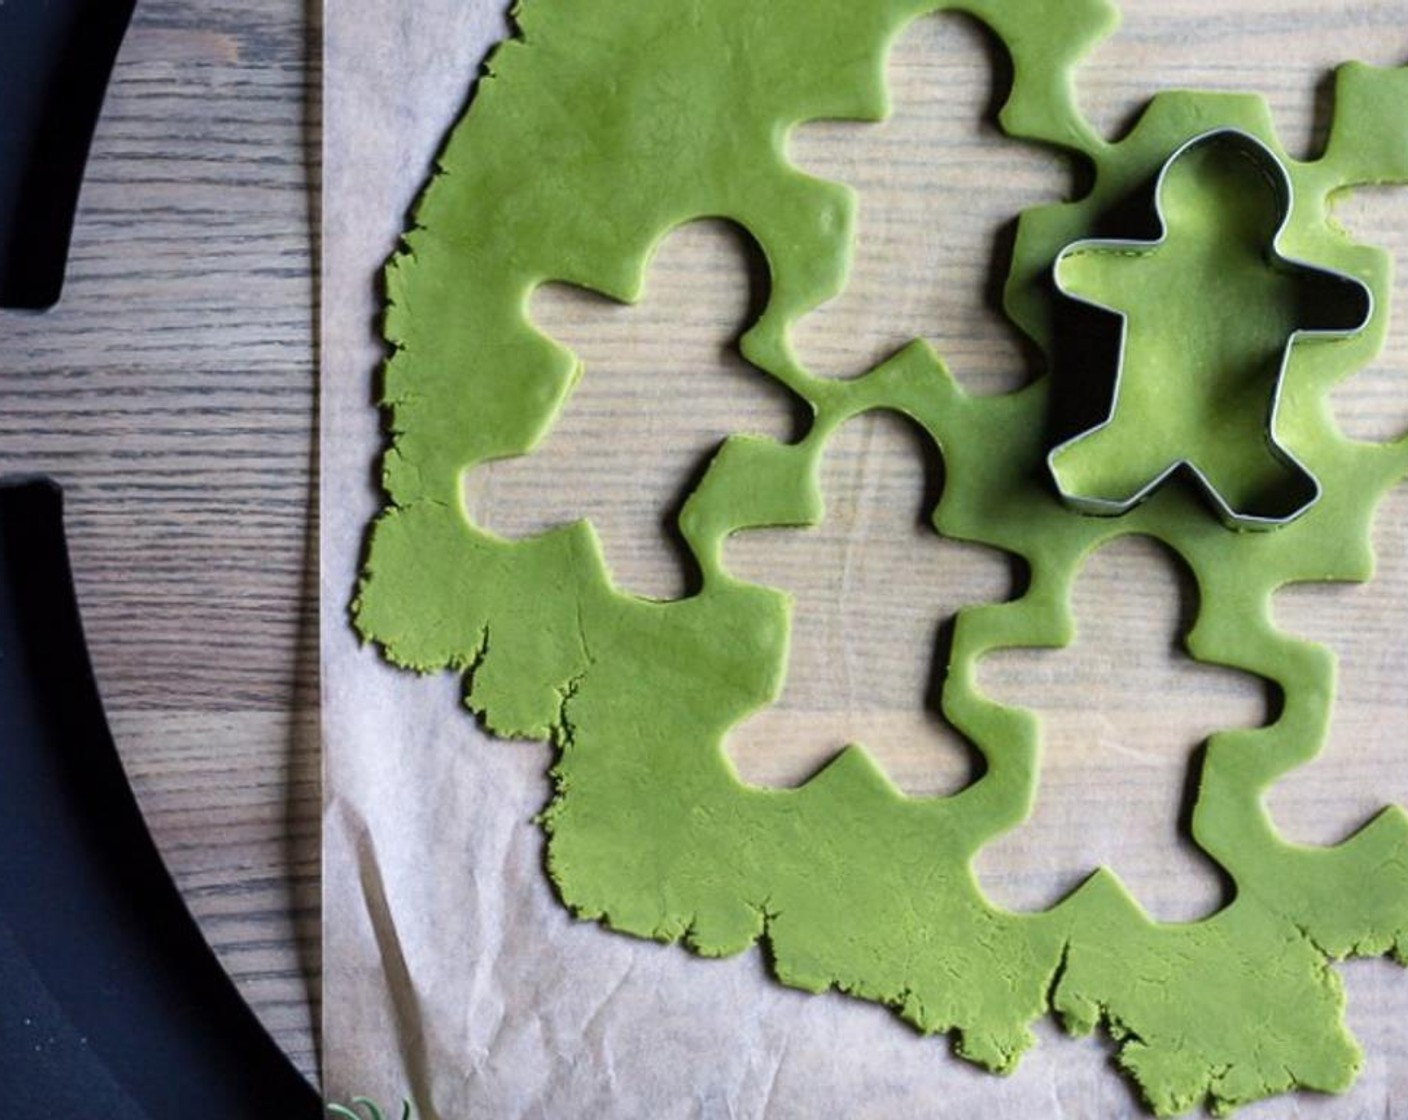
[1046,127,1376,531]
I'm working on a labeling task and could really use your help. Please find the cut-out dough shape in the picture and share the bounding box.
[975,534,1265,923]
[1268,483,1408,846]
[723,409,1010,797]
[786,11,1065,393]
[353,0,1408,1112]
[467,220,798,601]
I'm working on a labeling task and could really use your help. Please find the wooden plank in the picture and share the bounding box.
[0,0,320,1080]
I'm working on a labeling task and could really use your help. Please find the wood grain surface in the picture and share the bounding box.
[0,0,320,1081]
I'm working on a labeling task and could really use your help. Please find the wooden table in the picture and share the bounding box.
[0,0,319,1080]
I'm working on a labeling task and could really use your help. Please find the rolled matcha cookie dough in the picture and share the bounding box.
[353,0,1408,1112]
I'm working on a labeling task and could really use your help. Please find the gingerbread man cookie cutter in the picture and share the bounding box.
[1046,127,1375,531]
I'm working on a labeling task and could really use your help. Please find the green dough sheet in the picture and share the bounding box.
[353,0,1408,1113]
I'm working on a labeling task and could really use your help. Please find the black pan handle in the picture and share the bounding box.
[0,478,321,1118]
[0,0,137,309]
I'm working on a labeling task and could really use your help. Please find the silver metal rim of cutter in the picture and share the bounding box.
[1045,127,1377,532]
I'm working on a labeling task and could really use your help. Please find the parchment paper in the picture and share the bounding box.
[321,2,1408,1115]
